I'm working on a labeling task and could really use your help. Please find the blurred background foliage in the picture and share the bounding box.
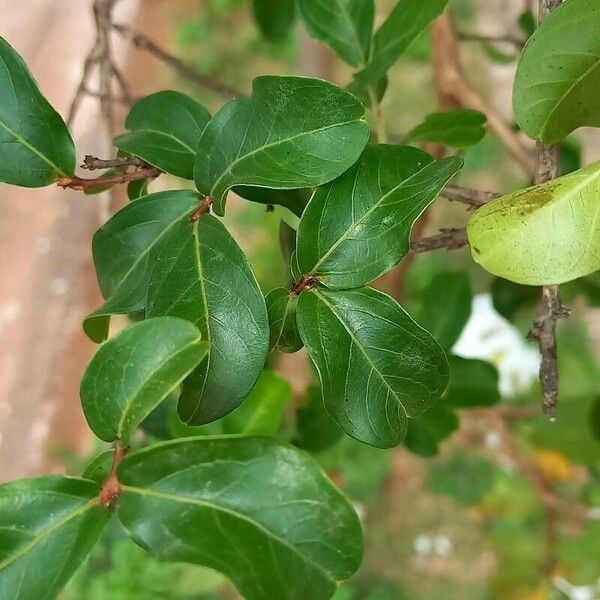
[57,0,600,598]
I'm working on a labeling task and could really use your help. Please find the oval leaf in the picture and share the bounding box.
[403,404,459,458]
[467,161,600,285]
[406,109,487,148]
[116,436,362,600]
[445,356,500,408]
[266,287,303,353]
[0,37,75,187]
[296,147,463,289]
[114,91,211,179]
[0,476,108,599]
[81,317,208,442]
[297,0,374,67]
[353,0,449,85]
[85,190,200,342]
[146,215,269,424]
[297,286,449,448]
[252,0,296,40]
[513,0,600,142]
[194,76,370,215]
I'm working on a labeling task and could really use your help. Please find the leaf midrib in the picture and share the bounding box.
[121,484,335,583]
[0,497,99,572]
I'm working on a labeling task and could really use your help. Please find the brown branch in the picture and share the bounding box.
[99,441,127,510]
[429,14,534,175]
[441,184,501,208]
[56,167,160,191]
[411,228,468,254]
[189,196,213,222]
[112,23,243,99]
[81,154,148,170]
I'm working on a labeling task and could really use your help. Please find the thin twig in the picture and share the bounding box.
[81,154,148,170]
[100,441,127,509]
[112,23,243,99]
[441,184,500,208]
[56,167,161,191]
[411,228,468,253]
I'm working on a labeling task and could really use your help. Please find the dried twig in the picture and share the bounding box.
[441,184,500,208]
[56,167,161,191]
[112,23,243,99]
[411,228,468,254]
[81,154,148,170]
[429,14,534,174]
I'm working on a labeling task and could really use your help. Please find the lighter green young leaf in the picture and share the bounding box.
[116,436,362,600]
[194,76,370,215]
[80,317,208,443]
[297,0,374,67]
[467,161,600,285]
[513,0,600,143]
[0,37,75,187]
[146,215,269,425]
[406,109,487,148]
[296,146,463,289]
[0,477,108,600]
[297,286,449,448]
[114,91,211,179]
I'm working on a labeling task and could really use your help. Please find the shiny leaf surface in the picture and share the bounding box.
[297,286,449,448]
[467,161,600,285]
[114,91,211,179]
[146,215,269,424]
[80,317,208,442]
[194,76,370,215]
[297,147,463,288]
[116,437,362,600]
[0,37,75,186]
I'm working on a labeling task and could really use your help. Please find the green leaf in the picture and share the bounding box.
[0,476,109,599]
[297,286,449,448]
[266,287,303,353]
[127,178,149,200]
[444,356,500,408]
[406,109,487,148]
[234,185,309,217]
[82,451,114,485]
[0,37,75,187]
[416,271,472,350]
[114,91,211,179]
[403,403,459,457]
[252,0,296,40]
[116,437,362,600]
[467,161,600,285]
[513,0,600,143]
[280,220,298,282]
[353,0,450,85]
[296,147,463,289]
[80,317,208,443]
[518,10,535,38]
[85,190,200,342]
[195,76,370,215]
[171,370,293,437]
[146,215,269,424]
[294,384,345,453]
[491,277,540,320]
[297,0,374,67]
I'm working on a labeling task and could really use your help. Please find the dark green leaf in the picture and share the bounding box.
[80,317,208,443]
[297,286,449,448]
[297,147,462,289]
[353,0,449,85]
[266,287,303,353]
[346,75,388,105]
[171,370,293,437]
[445,356,500,408]
[85,190,200,342]
[518,10,535,38]
[279,220,298,282]
[252,0,296,40]
[406,109,487,148]
[591,396,600,441]
[417,271,472,350]
[116,437,362,600]
[491,277,540,320]
[195,76,370,215]
[297,0,374,67]
[0,37,75,187]
[403,403,459,457]
[82,451,114,485]
[0,476,109,599]
[114,91,211,179]
[294,384,344,453]
[146,215,269,424]
[560,137,582,175]
[513,0,600,143]
[234,185,309,217]
[127,178,149,200]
